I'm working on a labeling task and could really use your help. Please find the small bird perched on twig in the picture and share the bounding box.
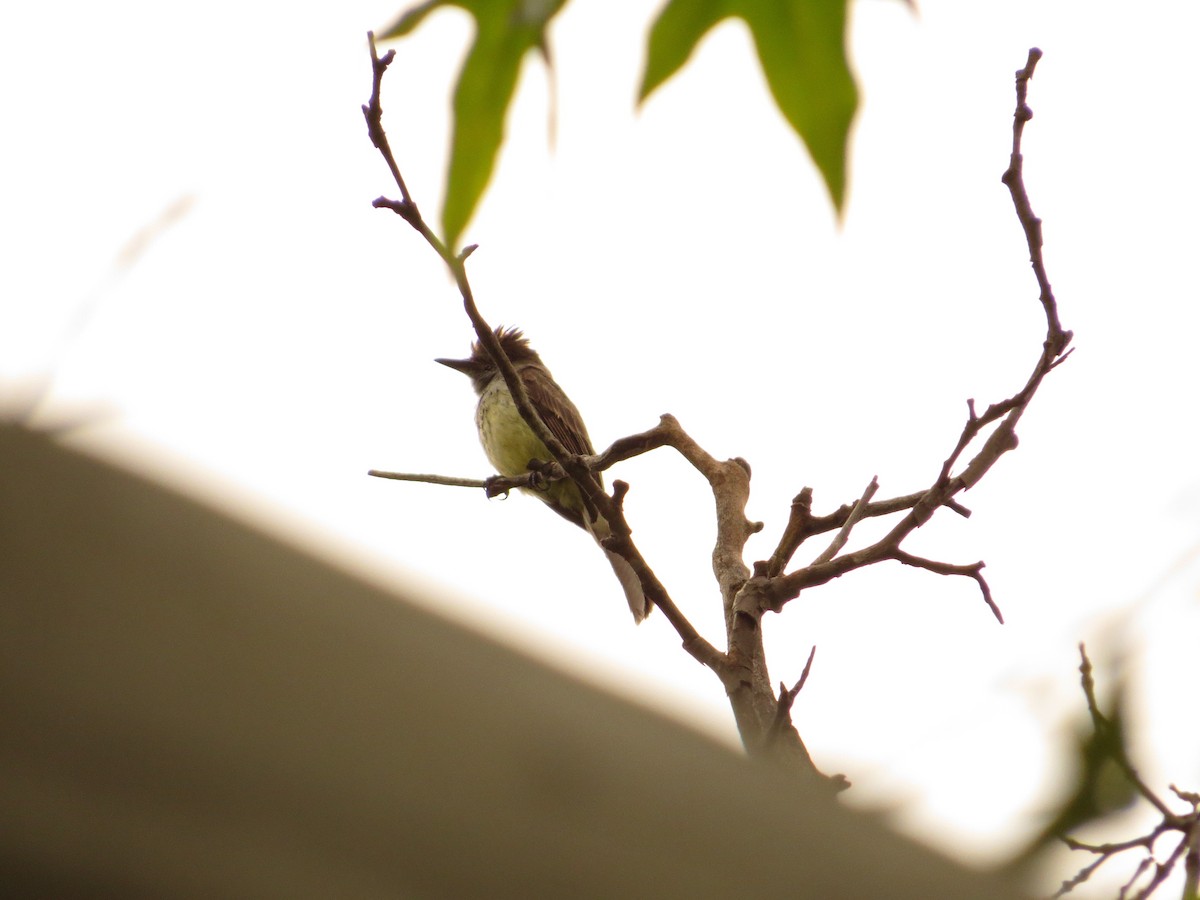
[437,327,651,623]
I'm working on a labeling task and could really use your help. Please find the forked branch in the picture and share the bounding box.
[734,47,1070,629]
[364,38,1070,788]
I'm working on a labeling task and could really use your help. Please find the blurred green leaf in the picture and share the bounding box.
[639,0,857,214]
[380,0,443,37]
[379,0,568,249]
[1016,653,1140,863]
[1053,691,1138,837]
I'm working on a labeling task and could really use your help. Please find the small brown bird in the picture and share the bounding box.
[437,328,651,623]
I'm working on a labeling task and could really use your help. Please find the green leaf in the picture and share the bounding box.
[638,0,727,103]
[639,0,857,214]
[379,0,568,249]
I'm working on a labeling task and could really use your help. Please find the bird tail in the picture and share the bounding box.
[585,515,652,624]
[603,548,652,624]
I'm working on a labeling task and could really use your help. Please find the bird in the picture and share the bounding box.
[436,327,651,623]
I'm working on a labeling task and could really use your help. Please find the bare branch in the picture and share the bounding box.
[361,34,732,690]
[364,41,570,499]
[737,48,1071,626]
[1063,832,1165,856]
[368,470,487,489]
[1119,857,1155,900]
[368,468,562,501]
[585,416,676,470]
[1053,646,1200,898]
[762,489,815,578]
[767,645,818,745]
[1001,47,1069,348]
[1054,853,1116,897]
[364,41,1075,793]
[1171,785,1200,806]
[812,477,878,566]
[760,486,971,579]
[892,551,1002,624]
[1078,646,1175,820]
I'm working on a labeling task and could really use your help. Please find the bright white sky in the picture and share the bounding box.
[5,0,1199,892]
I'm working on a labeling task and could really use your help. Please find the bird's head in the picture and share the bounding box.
[436,326,544,395]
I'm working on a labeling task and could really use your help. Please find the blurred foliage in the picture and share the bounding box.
[379,0,569,250]
[1021,667,1138,863]
[639,0,855,216]
[378,0,881,248]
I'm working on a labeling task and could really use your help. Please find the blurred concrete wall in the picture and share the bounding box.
[0,423,1025,898]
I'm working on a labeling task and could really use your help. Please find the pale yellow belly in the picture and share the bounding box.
[475,382,550,477]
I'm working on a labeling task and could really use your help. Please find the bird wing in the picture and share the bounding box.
[520,366,596,458]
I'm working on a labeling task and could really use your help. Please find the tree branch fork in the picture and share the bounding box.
[1052,646,1200,898]
[364,36,1070,785]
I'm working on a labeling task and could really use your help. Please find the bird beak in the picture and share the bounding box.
[435,357,477,376]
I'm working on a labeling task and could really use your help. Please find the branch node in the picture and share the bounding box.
[611,479,630,505]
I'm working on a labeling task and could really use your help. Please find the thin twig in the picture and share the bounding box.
[740,49,1070,623]
[767,645,817,744]
[892,551,1002,623]
[1078,647,1174,820]
[1001,47,1067,346]
[368,470,487,488]
[1054,646,1200,898]
[760,486,971,579]
[811,477,878,566]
